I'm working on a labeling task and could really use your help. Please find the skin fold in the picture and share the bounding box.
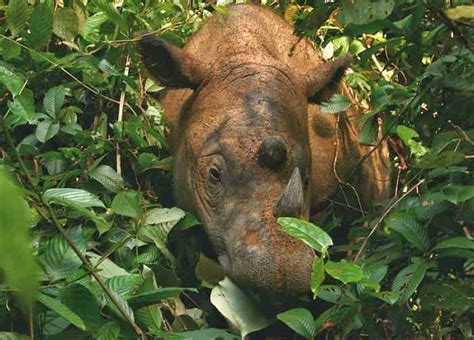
[138,4,391,294]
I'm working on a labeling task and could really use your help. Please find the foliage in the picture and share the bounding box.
[0,0,473,338]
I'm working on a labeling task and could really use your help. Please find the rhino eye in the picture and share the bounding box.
[208,167,221,182]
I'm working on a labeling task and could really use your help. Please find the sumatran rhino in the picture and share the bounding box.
[138,4,390,294]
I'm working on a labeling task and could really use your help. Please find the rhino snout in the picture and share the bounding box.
[225,225,314,294]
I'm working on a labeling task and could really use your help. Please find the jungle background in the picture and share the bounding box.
[0,0,473,338]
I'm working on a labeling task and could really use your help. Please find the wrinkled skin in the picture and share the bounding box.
[138,4,390,294]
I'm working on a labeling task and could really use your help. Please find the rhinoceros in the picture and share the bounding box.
[138,4,390,294]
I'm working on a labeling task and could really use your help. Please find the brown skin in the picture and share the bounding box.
[138,4,390,294]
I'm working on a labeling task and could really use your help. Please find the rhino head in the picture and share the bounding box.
[138,35,349,294]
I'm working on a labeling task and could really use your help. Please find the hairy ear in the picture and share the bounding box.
[137,33,206,89]
[306,54,351,97]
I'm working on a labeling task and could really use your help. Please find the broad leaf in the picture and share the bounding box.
[43,188,105,209]
[210,277,273,337]
[277,308,315,339]
[90,165,126,193]
[40,226,86,281]
[311,256,325,298]
[7,89,35,122]
[60,284,103,334]
[278,217,333,253]
[95,0,129,31]
[433,237,474,251]
[37,293,87,331]
[0,63,24,97]
[341,0,395,25]
[53,8,79,41]
[29,3,53,48]
[325,261,363,284]
[44,85,65,118]
[442,185,474,205]
[36,120,60,143]
[6,0,29,37]
[320,94,352,113]
[111,190,143,219]
[385,211,429,252]
[392,261,428,304]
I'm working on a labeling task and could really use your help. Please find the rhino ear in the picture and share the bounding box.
[137,33,206,89]
[306,54,351,97]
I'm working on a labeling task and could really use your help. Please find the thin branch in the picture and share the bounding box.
[116,54,131,175]
[354,179,426,263]
[1,120,145,338]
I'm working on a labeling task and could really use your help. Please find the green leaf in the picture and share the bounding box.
[445,5,474,20]
[44,85,65,118]
[277,217,333,253]
[317,285,342,303]
[144,207,185,238]
[1,39,21,61]
[341,0,395,25]
[277,308,315,339]
[96,321,121,340]
[37,293,87,331]
[87,252,128,279]
[40,226,86,281]
[7,89,35,122]
[433,237,474,251]
[82,12,108,42]
[311,256,325,298]
[368,291,399,305]
[128,287,196,309]
[0,170,38,303]
[414,151,466,169]
[325,261,363,284]
[98,59,121,76]
[210,277,273,337]
[111,190,142,219]
[0,333,30,340]
[385,211,429,252]
[60,284,103,334]
[94,0,129,31]
[392,261,428,304]
[177,328,239,340]
[442,185,474,205]
[53,7,79,41]
[29,3,53,48]
[6,0,29,37]
[396,125,419,144]
[320,94,352,113]
[43,188,105,209]
[102,286,135,323]
[90,165,126,193]
[107,275,143,298]
[36,120,60,143]
[0,63,24,97]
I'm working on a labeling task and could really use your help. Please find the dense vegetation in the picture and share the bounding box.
[0,0,473,338]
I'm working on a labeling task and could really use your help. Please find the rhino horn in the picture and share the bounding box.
[273,167,304,218]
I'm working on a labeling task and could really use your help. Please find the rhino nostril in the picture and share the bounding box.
[257,136,287,169]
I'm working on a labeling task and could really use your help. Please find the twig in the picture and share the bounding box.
[116,55,131,175]
[29,306,34,340]
[1,120,145,338]
[332,113,365,215]
[353,179,425,263]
